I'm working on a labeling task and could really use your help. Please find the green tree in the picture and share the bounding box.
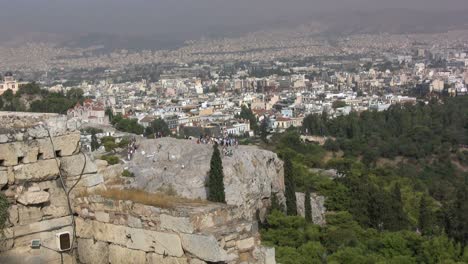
[237,105,258,133]
[145,118,171,137]
[284,156,297,216]
[260,117,269,143]
[91,132,100,151]
[387,183,408,231]
[418,195,433,236]
[305,188,312,223]
[207,144,226,203]
[105,108,114,123]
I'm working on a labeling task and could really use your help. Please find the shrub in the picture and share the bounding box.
[122,169,135,178]
[0,193,9,229]
[101,155,120,165]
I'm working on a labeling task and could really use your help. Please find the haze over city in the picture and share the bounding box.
[1,0,468,48]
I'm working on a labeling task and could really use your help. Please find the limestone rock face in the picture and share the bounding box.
[296,192,327,226]
[180,233,229,262]
[17,190,50,205]
[129,138,284,220]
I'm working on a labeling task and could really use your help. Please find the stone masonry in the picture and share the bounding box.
[0,113,278,264]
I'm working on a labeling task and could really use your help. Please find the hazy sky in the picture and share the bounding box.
[0,0,467,38]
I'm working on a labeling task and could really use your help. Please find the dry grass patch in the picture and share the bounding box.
[94,188,207,209]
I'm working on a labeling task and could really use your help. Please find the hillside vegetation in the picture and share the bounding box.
[0,83,83,114]
[261,96,468,263]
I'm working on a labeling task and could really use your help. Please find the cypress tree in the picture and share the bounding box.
[270,192,282,212]
[386,183,408,231]
[91,132,99,151]
[305,188,312,223]
[207,144,225,203]
[418,195,433,235]
[284,156,297,216]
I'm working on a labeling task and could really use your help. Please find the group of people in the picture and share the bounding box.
[126,137,138,160]
[196,135,239,156]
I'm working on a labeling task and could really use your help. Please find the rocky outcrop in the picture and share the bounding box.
[296,192,327,226]
[129,138,284,220]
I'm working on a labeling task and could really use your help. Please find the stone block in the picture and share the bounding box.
[109,244,146,264]
[78,238,109,264]
[128,215,142,228]
[36,138,55,159]
[0,246,74,264]
[84,174,104,187]
[60,154,97,177]
[126,227,184,257]
[146,253,188,264]
[237,237,255,252]
[95,211,110,223]
[0,170,8,188]
[8,205,18,225]
[42,206,69,219]
[78,219,184,257]
[0,141,39,166]
[17,190,50,205]
[18,206,43,225]
[161,214,194,233]
[13,216,73,237]
[51,132,80,156]
[14,159,59,183]
[181,233,228,262]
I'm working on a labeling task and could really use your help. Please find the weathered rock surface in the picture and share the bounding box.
[17,190,50,205]
[129,138,284,220]
[77,238,109,264]
[109,244,146,264]
[180,233,229,262]
[60,154,97,177]
[146,253,188,264]
[296,192,327,226]
[76,219,184,257]
[160,214,194,233]
[13,159,59,182]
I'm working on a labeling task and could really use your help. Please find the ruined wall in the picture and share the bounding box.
[0,112,82,264]
[0,113,277,264]
[74,196,275,264]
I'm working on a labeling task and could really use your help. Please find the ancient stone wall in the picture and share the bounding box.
[0,113,83,264]
[0,113,277,264]
[74,196,275,264]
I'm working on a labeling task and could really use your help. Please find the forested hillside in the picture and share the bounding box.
[0,83,84,114]
[261,96,468,263]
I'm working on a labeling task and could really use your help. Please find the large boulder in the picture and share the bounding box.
[129,138,284,220]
